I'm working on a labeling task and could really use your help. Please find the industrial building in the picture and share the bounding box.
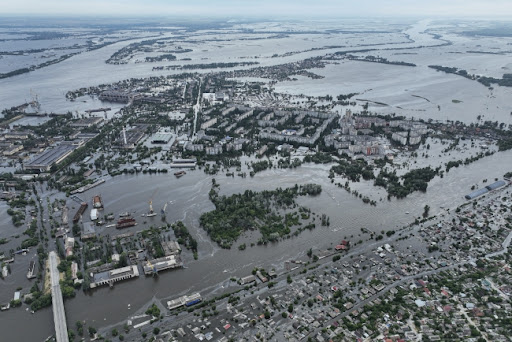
[23,142,80,172]
[143,255,183,275]
[117,125,147,149]
[170,158,197,169]
[81,222,96,240]
[465,188,489,200]
[3,144,23,156]
[75,132,100,141]
[240,275,256,285]
[167,293,202,310]
[465,180,507,200]
[486,180,506,191]
[70,117,104,128]
[99,90,133,103]
[162,241,181,255]
[133,96,166,104]
[90,265,140,288]
[172,158,197,163]
[151,133,173,144]
[4,132,30,140]
[170,162,196,168]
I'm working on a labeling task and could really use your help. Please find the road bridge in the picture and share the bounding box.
[49,251,69,342]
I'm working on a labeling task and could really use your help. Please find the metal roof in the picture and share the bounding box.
[486,180,506,191]
[465,188,489,200]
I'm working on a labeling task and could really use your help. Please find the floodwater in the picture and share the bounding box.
[1,18,512,340]
[274,60,512,125]
[2,148,512,341]
[1,19,510,125]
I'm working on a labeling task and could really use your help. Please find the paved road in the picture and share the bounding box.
[192,78,202,137]
[486,230,512,259]
[49,251,69,342]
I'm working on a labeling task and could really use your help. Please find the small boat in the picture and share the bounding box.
[119,212,130,217]
[174,171,186,178]
[405,211,410,214]
[93,195,103,209]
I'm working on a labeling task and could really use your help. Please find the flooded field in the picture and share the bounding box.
[1,19,511,126]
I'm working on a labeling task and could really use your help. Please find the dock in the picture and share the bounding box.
[85,107,111,113]
[70,178,105,194]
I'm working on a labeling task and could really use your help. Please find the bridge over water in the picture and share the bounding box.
[49,251,69,342]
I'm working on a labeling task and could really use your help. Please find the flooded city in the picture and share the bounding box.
[1,6,512,342]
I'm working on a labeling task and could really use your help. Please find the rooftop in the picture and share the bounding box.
[24,142,78,169]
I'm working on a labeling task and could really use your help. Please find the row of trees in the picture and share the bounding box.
[171,221,198,259]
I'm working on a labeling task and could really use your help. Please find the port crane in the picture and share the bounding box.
[29,89,41,111]
[146,200,157,217]
[145,188,158,217]
[146,259,158,276]
[161,202,168,216]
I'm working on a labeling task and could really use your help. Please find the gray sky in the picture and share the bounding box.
[3,0,512,17]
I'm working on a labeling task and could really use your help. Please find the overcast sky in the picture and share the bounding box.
[3,0,512,18]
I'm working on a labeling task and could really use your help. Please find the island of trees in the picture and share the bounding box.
[200,183,323,248]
